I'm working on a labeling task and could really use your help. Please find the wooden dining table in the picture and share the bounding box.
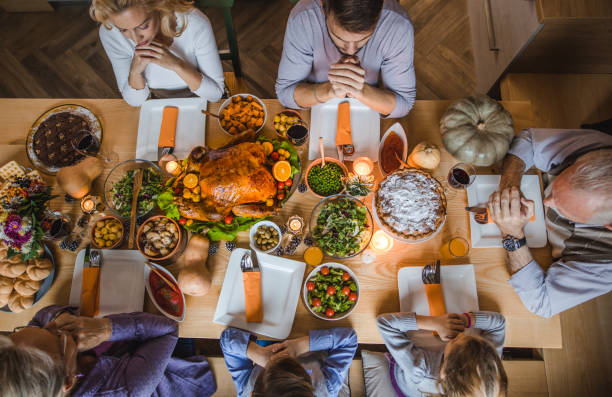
[0,97,562,349]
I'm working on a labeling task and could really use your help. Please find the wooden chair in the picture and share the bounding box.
[195,0,242,78]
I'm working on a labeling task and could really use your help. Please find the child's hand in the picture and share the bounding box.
[247,341,274,367]
[269,336,309,358]
[431,313,466,341]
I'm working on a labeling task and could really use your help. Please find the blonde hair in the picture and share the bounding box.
[90,0,194,37]
[439,335,508,397]
[0,335,65,397]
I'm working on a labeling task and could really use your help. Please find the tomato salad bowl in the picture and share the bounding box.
[303,263,359,321]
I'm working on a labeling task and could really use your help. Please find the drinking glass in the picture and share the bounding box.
[71,130,118,165]
[439,236,470,259]
[447,163,476,189]
[41,211,72,241]
[287,124,309,147]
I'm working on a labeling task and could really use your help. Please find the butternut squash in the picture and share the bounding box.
[177,234,212,296]
[57,156,103,199]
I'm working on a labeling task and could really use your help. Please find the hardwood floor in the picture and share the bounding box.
[0,0,475,100]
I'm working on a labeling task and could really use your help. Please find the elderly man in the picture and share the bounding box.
[488,128,612,318]
[275,0,415,118]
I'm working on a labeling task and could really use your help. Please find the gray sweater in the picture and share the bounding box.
[376,311,506,396]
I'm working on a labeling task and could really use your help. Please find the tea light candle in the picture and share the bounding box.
[353,157,374,176]
[80,195,96,213]
[371,230,393,252]
[159,153,181,176]
[287,215,304,234]
[165,160,180,176]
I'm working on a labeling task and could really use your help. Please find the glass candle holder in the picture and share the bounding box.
[80,195,100,214]
[286,215,305,235]
[370,230,393,253]
[159,153,181,176]
[353,157,374,176]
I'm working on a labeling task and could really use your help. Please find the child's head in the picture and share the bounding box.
[252,354,315,397]
[439,333,508,397]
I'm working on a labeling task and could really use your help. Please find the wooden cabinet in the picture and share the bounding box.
[469,0,612,94]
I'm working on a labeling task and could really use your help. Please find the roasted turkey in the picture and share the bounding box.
[174,130,278,222]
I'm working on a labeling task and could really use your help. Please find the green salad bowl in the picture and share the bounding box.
[309,194,373,259]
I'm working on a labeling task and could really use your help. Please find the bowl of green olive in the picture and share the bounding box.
[250,221,282,254]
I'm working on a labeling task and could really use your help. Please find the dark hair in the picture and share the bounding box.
[440,336,508,397]
[252,355,315,397]
[323,0,384,33]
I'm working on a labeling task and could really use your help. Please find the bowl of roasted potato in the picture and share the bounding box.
[218,94,267,136]
[91,216,124,249]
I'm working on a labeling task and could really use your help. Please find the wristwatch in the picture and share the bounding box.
[502,235,527,251]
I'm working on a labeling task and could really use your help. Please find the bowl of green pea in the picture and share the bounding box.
[305,157,349,198]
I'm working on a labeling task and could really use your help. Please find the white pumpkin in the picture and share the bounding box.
[407,141,441,170]
[440,95,514,166]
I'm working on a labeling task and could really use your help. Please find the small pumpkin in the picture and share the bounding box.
[57,156,103,199]
[407,141,441,170]
[440,95,514,166]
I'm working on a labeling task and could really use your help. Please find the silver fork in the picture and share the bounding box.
[90,249,102,268]
[240,251,252,272]
[422,263,435,284]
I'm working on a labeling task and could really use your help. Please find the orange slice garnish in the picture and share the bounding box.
[272,160,291,182]
[183,173,199,189]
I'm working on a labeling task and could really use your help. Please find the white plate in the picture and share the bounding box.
[398,265,479,314]
[308,98,380,161]
[69,250,145,317]
[378,122,408,176]
[467,174,547,248]
[135,98,207,161]
[213,248,306,339]
[144,262,186,322]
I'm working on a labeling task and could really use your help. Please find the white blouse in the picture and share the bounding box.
[99,8,225,106]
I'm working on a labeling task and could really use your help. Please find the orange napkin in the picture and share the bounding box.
[243,272,263,323]
[482,208,535,224]
[335,102,352,146]
[80,267,100,317]
[158,106,179,148]
[424,284,446,317]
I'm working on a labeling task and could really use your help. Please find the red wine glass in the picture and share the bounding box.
[447,163,476,189]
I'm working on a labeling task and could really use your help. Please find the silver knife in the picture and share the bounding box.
[249,248,261,272]
[84,244,91,268]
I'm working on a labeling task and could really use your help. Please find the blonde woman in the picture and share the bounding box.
[91,0,224,106]
[363,312,508,397]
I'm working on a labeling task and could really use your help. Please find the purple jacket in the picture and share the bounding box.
[29,306,216,397]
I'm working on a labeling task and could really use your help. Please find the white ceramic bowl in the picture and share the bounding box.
[302,263,360,321]
[144,262,186,322]
[217,94,267,136]
[249,220,282,254]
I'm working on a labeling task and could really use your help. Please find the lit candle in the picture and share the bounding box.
[371,230,393,252]
[165,160,180,176]
[80,195,96,213]
[353,157,374,176]
[287,215,304,234]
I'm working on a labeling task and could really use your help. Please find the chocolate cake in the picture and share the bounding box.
[33,112,88,168]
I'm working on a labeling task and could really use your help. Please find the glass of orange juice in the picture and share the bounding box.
[440,237,470,259]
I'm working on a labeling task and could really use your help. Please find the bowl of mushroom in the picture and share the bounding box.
[136,216,182,261]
